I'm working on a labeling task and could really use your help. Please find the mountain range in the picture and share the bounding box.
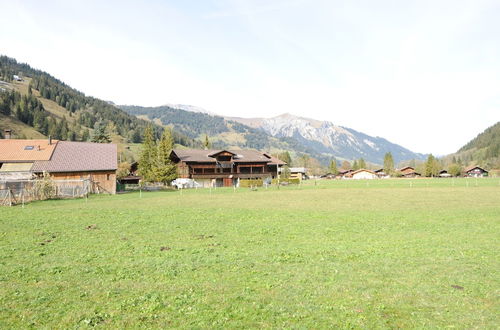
[121,105,426,165]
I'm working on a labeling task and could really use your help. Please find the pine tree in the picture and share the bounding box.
[154,127,177,184]
[352,160,359,171]
[91,120,111,143]
[138,125,157,183]
[383,152,394,174]
[329,159,338,174]
[202,134,211,149]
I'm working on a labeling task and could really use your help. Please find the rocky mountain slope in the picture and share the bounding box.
[227,113,426,164]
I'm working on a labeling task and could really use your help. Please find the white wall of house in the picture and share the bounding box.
[352,171,377,180]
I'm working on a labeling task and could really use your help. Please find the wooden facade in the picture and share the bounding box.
[170,149,285,187]
[49,171,116,194]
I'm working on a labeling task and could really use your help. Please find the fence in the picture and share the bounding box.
[0,179,91,206]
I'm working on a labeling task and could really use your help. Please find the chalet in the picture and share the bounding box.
[398,166,421,178]
[320,173,337,179]
[169,149,286,187]
[0,137,117,193]
[374,168,388,178]
[464,166,488,177]
[439,170,452,178]
[351,169,378,180]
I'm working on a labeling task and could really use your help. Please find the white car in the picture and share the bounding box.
[171,178,201,189]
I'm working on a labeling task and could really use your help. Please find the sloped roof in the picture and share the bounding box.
[351,169,377,175]
[0,139,58,162]
[171,149,277,163]
[0,162,33,172]
[32,141,117,173]
[268,156,286,166]
[464,165,488,173]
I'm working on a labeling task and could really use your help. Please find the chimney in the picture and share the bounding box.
[48,135,52,145]
[4,129,11,139]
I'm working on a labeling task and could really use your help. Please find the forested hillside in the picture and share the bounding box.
[446,122,500,169]
[0,56,197,157]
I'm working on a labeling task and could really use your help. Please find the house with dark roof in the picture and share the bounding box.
[464,165,488,177]
[0,138,117,194]
[169,149,286,187]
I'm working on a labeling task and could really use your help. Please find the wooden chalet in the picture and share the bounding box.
[169,149,286,187]
[464,165,488,177]
[0,137,117,194]
[398,166,421,178]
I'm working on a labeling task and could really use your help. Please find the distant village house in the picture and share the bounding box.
[464,166,488,177]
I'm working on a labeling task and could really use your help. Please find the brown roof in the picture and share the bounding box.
[32,141,117,173]
[268,155,286,166]
[464,165,488,173]
[171,149,277,163]
[0,139,59,162]
[351,169,377,175]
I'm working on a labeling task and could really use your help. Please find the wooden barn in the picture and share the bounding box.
[0,138,117,194]
[170,149,286,187]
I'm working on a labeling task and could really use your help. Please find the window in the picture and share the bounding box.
[106,174,110,180]
[24,146,34,150]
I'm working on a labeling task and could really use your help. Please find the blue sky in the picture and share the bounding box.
[1,0,499,154]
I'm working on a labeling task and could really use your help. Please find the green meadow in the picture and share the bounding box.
[1,178,499,328]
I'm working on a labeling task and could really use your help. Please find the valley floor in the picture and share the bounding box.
[1,178,499,327]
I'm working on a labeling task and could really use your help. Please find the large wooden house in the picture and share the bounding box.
[169,149,286,187]
[0,138,117,193]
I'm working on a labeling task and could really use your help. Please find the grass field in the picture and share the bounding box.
[1,178,499,328]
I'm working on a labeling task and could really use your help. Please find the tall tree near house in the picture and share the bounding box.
[138,125,157,182]
[329,159,338,174]
[448,163,462,177]
[358,158,366,169]
[278,151,292,166]
[91,120,111,143]
[383,152,395,174]
[154,127,177,184]
[202,134,211,150]
[424,154,440,177]
[352,160,359,171]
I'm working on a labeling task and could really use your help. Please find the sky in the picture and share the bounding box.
[1,0,499,155]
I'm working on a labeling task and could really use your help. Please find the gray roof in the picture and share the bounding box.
[171,149,286,164]
[32,141,117,173]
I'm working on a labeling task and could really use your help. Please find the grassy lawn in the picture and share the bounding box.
[1,179,499,328]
